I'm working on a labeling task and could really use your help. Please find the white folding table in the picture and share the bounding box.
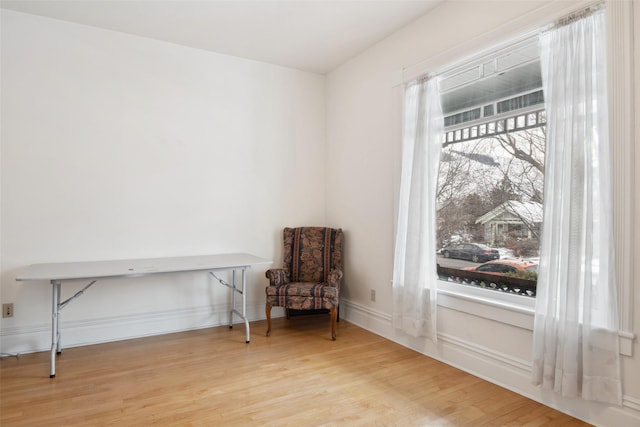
[15,253,271,377]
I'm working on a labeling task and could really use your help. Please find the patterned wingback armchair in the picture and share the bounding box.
[265,227,343,340]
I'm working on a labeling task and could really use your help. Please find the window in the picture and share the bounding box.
[393,1,634,354]
[435,38,544,298]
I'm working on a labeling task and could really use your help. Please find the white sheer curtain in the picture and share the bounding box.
[532,9,622,405]
[392,77,443,340]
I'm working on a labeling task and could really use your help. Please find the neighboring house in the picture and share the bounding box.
[476,200,542,244]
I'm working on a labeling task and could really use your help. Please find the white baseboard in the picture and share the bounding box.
[340,298,640,427]
[0,302,276,355]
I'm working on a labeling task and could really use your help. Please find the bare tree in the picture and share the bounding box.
[436,122,546,246]
[494,126,545,173]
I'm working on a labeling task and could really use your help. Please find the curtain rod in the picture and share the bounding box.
[553,2,604,28]
[398,0,606,87]
[416,72,437,83]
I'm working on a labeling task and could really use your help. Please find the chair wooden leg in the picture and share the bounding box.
[330,307,337,341]
[266,304,272,337]
[285,308,290,319]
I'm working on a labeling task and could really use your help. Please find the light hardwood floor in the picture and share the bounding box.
[1,316,591,426]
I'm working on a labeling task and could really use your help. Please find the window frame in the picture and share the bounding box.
[436,36,544,309]
[392,0,634,356]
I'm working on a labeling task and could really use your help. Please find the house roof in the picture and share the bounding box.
[476,200,543,225]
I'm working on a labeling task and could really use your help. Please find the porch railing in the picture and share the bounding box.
[437,265,536,297]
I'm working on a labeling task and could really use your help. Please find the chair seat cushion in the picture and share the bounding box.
[266,282,338,310]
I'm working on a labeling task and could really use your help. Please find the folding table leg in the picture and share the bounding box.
[50,281,61,378]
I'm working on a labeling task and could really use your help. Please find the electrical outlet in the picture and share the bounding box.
[3,303,14,318]
[370,289,376,302]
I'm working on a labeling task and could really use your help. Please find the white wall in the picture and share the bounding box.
[326,1,640,426]
[2,3,639,425]
[0,10,326,351]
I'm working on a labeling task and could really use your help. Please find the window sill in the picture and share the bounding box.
[437,279,634,356]
[437,279,535,330]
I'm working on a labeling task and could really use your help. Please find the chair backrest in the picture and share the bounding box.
[283,227,343,283]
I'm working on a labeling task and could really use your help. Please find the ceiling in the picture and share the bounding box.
[0,0,443,74]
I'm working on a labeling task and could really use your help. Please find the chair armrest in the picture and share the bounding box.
[265,268,290,286]
[328,268,343,289]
